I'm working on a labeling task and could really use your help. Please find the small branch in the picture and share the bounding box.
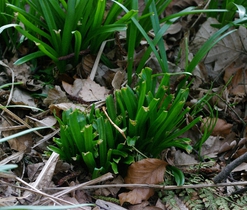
[43,181,247,191]
[102,106,126,139]
[58,49,90,60]
[213,152,247,183]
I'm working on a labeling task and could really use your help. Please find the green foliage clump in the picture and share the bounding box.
[49,67,201,177]
[49,105,134,178]
[0,0,135,71]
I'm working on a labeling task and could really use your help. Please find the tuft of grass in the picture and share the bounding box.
[0,0,135,72]
[50,67,202,178]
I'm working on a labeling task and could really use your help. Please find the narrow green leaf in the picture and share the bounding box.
[39,0,60,52]
[82,124,94,152]
[167,165,185,186]
[0,164,17,172]
[0,127,49,143]
[68,111,85,153]
[137,81,147,110]
[35,42,58,62]
[82,152,97,173]
[72,30,82,64]
[14,51,45,65]
[106,95,117,121]
[121,86,137,119]
[16,12,51,41]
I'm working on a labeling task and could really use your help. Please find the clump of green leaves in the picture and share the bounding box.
[50,67,202,177]
[49,105,134,178]
[0,0,25,53]
[108,67,201,156]
[0,0,136,72]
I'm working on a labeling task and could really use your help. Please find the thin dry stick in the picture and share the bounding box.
[14,177,77,206]
[36,172,114,205]
[0,125,27,131]
[214,147,247,183]
[0,180,94,209]
[102,106,126,139]
[102,106,148,158]
[0,61,15,110]
[0,104,43,137]
[32,128,60,148]
[43,181,247,191]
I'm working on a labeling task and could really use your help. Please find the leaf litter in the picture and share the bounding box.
[1,1,247,209]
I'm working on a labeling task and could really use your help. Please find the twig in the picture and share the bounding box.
[213,152,247,183]
[0,104,43,137]
[102,106,126,139]
[58,49,90,60]
[36,172,114,205]
[0,61,15,111]
[43,181,247,191]
[13,177,77,206]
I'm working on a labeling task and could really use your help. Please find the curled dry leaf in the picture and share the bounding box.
[118,158,167,205]
[62,78,109,102]
[201,117,232,138]
[43,86,69,106]
[223,61,247,97]
[49,103,85,118]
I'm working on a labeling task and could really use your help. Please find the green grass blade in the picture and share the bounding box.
[14,51,45,65]
[82,152,97,173]
[35,42,58,62]
[16,12,51,41]
[112,0,163,72]
[60,0,77,56]
[68,111,85,153]
[121,86,137,119]
[148,0,168,72]
[0,127,49,143]
[115,90,127,128]
[39,0,60,52]
[82,124,94,152]
[72,30,82,64]
[137,81,147,110]
[106,95,117,122]
[6,3,47,29]
[15,25,58,58]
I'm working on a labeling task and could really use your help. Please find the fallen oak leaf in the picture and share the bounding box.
[119,188,154,206]
[118,158,167,205]
[201,117,232,138]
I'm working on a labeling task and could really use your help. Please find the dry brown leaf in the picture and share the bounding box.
[201,117,232,137]
[49,103,85,118]
[12,88,37,109]
[191,19,247,79]
[43,86,69,106]
[111,70,126,90]
[119,188,154,206]
[1,119,33,152]
[62,78,109,102]
[77,54,95,78]
[118,159,167,205]
[223,61,247,96]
